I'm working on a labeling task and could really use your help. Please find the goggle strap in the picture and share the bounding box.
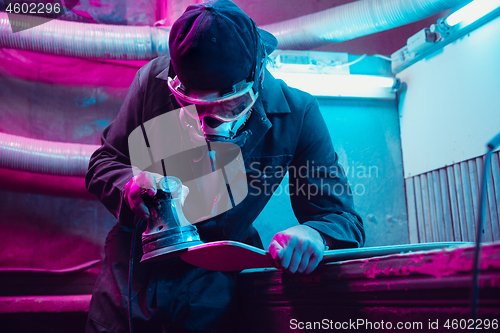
[220,86,236,97]
[178,83,189,95]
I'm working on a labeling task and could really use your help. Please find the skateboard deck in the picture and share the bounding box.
[180,240,473,271]
[180,241,275,271]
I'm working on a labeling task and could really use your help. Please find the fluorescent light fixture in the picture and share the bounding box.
[270,50,350,75]
[268,71,397,99]
[446,0,500,28]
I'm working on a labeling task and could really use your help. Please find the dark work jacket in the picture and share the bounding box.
[85,56,365,332]
[87,55,364,246]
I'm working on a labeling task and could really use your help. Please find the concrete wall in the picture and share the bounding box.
[253,98,408,248]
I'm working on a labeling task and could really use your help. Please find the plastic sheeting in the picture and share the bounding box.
[0,48,146,88]
[70,0,158,26]
[0,49,130,273]
[0,66,127,144]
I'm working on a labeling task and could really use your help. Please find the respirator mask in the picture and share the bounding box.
[168,75,258,145]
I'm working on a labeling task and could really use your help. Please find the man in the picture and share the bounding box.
[85,0,364,332]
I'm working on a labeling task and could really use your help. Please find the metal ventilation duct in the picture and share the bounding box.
[1,0,470,58]
[0,12,169,60]
[262,0,471,50]
[0,132,99,177]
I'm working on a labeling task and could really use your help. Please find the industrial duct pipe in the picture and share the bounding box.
[0,12,170,60]
[0,132,99,177]
[0,0,470,58]
[263,0,471,50]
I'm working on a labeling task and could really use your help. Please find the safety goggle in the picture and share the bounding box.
[167,76,257,122]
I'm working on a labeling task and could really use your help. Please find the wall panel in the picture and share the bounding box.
[406,151,500,243]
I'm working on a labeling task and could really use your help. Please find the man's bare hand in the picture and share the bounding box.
[123,172,189,220]
[268,225,325,274]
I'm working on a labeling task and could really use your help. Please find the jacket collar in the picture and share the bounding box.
[259,69,291,115]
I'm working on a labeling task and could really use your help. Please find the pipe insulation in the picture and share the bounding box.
[0,12,170,60]
[0,132,99,177]
[262,0,471,50]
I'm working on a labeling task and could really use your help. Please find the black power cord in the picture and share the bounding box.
[471,131,500,330]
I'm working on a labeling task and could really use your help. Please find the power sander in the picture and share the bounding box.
[140,176,203,263]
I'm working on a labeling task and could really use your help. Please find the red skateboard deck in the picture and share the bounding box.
[180,241,473,271]
[180,241,275,271]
